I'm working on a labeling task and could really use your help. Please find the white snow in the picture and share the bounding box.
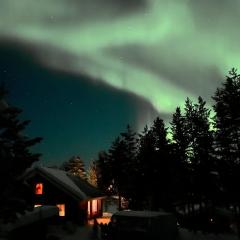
[0,206,58,232]
[45,226,239,240]
[178,228,238,240]
[37,166,88,200]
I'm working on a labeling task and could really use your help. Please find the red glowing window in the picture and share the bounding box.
[35,183,43,195]
[56,204,65,217]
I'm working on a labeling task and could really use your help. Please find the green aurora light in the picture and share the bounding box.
[1,0,240,128]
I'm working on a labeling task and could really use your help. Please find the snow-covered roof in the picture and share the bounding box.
[28,166,103,201]
[39,166,87,200]
[68,174,103,199]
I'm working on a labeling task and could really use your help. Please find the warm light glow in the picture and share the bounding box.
[34,204,42,208]
[35,183,43,195]
[92,199,98,213]
[88,201,91,216]
[89,217,111,225]
[96,217,111,225]
[56,204,65,217]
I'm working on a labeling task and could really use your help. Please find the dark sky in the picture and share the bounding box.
[0,0,239,166]
[0,43,158,166]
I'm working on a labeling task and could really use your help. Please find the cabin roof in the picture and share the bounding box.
[27,166,104,201]
[68,174,102,199]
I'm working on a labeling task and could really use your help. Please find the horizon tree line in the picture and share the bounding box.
[94,68,240,216]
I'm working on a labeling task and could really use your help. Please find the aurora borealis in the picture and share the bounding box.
[0,0,239,165]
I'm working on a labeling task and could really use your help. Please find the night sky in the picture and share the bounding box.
[0,0,239,166]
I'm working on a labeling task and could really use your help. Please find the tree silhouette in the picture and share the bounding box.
[151,117,173,210]
[184,97,215,214]
[95,151,112,193]
[96,125,137,209]
[0,86,42,222]
[136,125,157,209]
[94,68,240,226]
[212,68,240,211]
[61,155,87,180]
[87,160,98,187]
[108,136,128,209]
[170,107,190,210]
[119,125,137,203]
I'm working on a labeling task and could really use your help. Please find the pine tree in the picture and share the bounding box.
[212,68,240,209]
[120,125,137,200]
[101,125,137,209]
[171,107,189,165]
[61,156,87,180]
[151,117,173,210]
[170,107,190,206]
[108,136,128,209]
[120,125,137,161]
[0,86,42,222]
[87,161,98,187]
[184,97,215,212]
[136,125,156,209]
[95,151,112,193]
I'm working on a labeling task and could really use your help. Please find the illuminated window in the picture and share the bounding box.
[35,183,43,195]
[88,201,91,216]
[34,204,42,208]
[92,200,98,214]
[56,204,65,217]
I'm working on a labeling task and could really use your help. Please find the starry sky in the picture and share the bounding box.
[0,0,239,166]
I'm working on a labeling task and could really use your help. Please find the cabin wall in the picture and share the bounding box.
[85,199,103,219]
[28,175,86,224]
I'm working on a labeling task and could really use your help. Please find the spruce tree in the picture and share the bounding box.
[87,160,98,187]
[103,125,137,209]
[212,68,240,209]
[184,97,214,212]
[151,117,172,210]
[61,156,87,180]
[136,125,156,209]
[171,107,189,163]
[170,107,190,207]
[0,86,42,222]
[95,151,112,193]
[108,136,128,209]
[120,125,137,200]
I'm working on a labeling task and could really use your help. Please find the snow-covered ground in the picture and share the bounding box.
[46,224,239,240]
[1,218,238,240]
[178,228,238,240]
[46,224,99,240]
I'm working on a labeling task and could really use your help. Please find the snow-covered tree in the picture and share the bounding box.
[87,161,98,187]
[61,155,87,180]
